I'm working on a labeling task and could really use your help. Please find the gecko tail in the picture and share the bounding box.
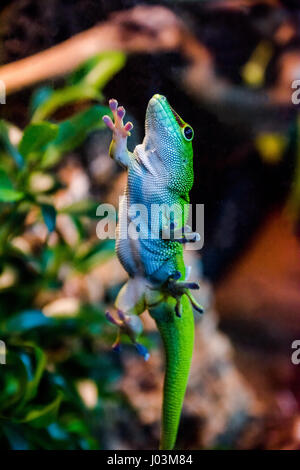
[149,295,195,450]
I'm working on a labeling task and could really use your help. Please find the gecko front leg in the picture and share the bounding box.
[162,222,200,244]
[102,99,134,169]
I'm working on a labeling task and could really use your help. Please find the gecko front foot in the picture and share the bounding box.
[103,99,133,137]
[105,310,149,360]
[102,99,134,169]
[162,222,200,244]
[167,271,204,317]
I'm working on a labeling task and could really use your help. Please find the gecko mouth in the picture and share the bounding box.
[170,106,185,128]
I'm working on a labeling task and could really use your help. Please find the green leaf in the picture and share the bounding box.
[0,121,24,168]
[0,170,23,202]
[30,86,54,116]
[68,51,125,88]
[0,351,29,411]
[47,422,69,441]
[60,199,99,218]
[20,391,63,427]
[75,240,115,272]
[0,344,47,413]
[19,122,58,159]
[0,188,24,202]
[2,424,30,450]
[31,86,101,123]
[20,345,47,404]
[31,51,126,122]
[41,204,57,233]
[3,310,53,334]
[0,169,14,189]
[42,105,108,168]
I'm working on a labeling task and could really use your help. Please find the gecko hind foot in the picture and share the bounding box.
[168,271,200,294]
[167,271,204,316]
[105,310,149,360]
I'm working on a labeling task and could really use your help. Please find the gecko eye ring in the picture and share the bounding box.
[182,125,194,141]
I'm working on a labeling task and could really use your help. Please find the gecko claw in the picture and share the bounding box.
[184,282,200,290]
[116,309,126,322]
[105,311,119,326]
[193,304,204,314]
[117,106,125,119]
[186,292,204,314]
[175,299,182,318]
[112,340,121,353]
[109,98,118,111]
[124,121,133,132]
[135,343,150,361]
[106,311,122,352]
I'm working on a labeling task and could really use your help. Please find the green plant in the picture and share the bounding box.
[0,51,127,449]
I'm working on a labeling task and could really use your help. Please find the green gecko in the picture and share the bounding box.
[102,94,203,450]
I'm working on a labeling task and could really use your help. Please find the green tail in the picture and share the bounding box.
[149,294,195,450]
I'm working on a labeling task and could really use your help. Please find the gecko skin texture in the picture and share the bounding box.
[103,94,203,450]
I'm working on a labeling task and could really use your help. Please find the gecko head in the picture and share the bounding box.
[144,94,194,191]
[145,94,194,163]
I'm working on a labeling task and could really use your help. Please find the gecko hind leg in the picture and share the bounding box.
[105,309,149,360]
[167,271,204,317]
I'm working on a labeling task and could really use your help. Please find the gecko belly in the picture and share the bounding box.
[116,233,182,284]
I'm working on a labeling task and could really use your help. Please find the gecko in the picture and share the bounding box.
[102,94,203,450]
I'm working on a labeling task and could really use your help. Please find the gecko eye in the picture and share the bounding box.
[182,125,194,141]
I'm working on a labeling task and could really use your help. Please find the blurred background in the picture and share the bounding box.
[0,0,299,450]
